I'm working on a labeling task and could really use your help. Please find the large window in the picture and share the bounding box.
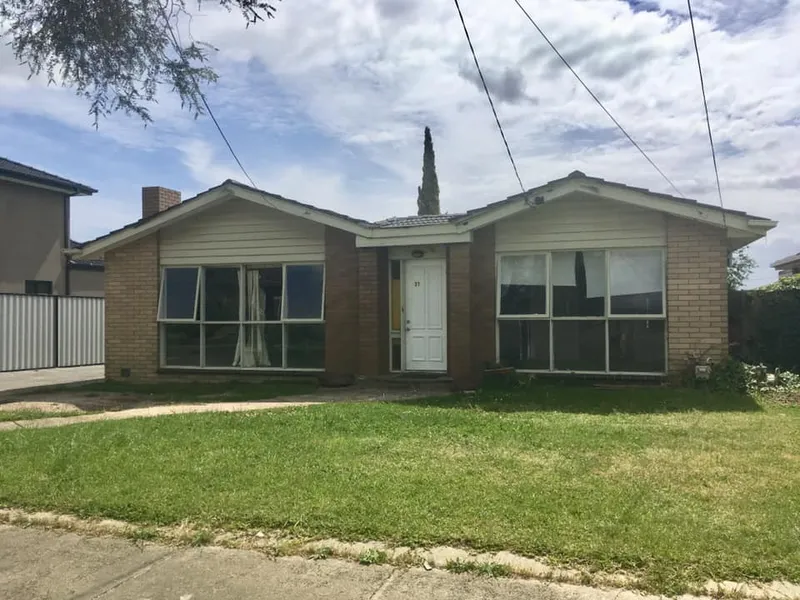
[158,264,325,370]
[497,249,666,374]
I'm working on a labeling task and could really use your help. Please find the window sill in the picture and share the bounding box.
[158,367,323,378]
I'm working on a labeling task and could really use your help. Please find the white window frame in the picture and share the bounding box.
[495,248,667,375]
[496,253,550,318]
[157,266,201,322]
[158,262,326,371]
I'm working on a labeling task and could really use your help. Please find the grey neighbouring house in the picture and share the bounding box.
[0,157,103,297]
[770,252,800,279]
[73,171,776,389]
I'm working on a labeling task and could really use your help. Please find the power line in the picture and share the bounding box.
[686,0,728,232]
[510,0,685,198]
[453,0,525,192]
[160,6,258,189]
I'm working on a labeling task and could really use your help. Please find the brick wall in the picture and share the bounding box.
[324,227,358,381]
[357,247,389,377]
[104,233,160,380]
[447,243,473,389]
[666,217,728,373]
[470,225,496,379]
[142,187,180,218]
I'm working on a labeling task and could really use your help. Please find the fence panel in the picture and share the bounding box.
[0,293,104,372]
[0,294,55,371]
[57,296,105,367]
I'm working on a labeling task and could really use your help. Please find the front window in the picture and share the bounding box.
[497,249,666,374]
[158,264,325,370]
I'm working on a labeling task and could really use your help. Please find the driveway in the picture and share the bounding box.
[0,365,103,395]
[0,525,650,600]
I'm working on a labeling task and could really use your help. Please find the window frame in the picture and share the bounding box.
[158,262,326,371]
[496,252,550,318]
[157,267,201,322]
[495,248,667,375]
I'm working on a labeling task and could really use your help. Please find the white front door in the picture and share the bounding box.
[404,259,447,371]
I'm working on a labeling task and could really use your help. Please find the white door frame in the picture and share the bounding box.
[403,258,447,372]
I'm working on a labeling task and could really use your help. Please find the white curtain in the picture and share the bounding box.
[609,249,663,296]
[583,251,607,299]
[233,271,271,367]
[551,252,577,287]
[500,255,546,286]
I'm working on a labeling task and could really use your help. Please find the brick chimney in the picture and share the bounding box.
[142,186,181,218]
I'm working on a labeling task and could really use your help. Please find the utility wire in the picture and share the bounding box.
[160,5,258,189]
[453,0,525,192]
[686,0,727,232]
[511,0,685,198]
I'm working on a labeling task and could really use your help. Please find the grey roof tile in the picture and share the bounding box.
[0,157,96,195]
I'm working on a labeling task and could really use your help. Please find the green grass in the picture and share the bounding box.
[0,385,798,594]
[0,410,85,423]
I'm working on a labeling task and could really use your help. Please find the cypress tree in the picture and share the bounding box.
[416,126,440,215]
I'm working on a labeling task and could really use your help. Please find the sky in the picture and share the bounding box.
[1,0,798,287]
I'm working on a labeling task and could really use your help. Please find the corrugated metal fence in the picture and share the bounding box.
[0,294,104,372]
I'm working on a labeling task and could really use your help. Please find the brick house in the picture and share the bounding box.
[74,171,776,388]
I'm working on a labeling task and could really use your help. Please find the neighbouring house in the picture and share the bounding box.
[0,157,103,296]
[770,252,800,278]
[73,171,776,388]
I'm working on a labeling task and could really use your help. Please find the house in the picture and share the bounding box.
[74,172,776,388]
[0,157,103,296]
[770,253,800,279]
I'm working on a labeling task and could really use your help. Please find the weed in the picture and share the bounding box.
[475,562,512,577]
[358,548,387,565]
[310,546,333,560]
[445,559,477,573]
[190,530,214,546]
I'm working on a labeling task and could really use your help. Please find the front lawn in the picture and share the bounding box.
[0,386,798,593]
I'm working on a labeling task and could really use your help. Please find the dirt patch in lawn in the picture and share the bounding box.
[0,388,430,416]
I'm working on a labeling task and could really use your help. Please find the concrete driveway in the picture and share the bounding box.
[0,525,649,600]
[0,365,103,395]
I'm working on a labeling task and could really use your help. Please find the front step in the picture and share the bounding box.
[359,374,455,394]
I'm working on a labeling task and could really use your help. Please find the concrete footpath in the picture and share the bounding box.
[0,525,649,600]
[0,365,103,395]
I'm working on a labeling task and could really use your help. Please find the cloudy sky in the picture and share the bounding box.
[1,0,798,286]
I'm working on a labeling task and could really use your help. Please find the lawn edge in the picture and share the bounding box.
[1,507,797,600]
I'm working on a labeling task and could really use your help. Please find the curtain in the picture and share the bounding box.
[233,271,271,367]
[583,251,607,299]
[500,255,546,286]
[551,252,577,287]
[610,249,663,296]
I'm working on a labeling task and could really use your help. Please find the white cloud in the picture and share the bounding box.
[2,0,799,286]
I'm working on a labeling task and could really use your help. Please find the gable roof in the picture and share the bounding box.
[74,171,777,259]
[770,252,800,269]
[0,157,97,196]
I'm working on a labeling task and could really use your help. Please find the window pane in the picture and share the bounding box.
[163,324,200,366]
[245,267,282,321]
[609,249,664,315]
[204,324,240,367]
[161,268,198,319]
[609,320,665,373]
[552,251,606,317]
[204,267,240,321]
[286,324,325,368]
[553,320,606,371]
[498,320,550,370]
[234,324,282,368]
[391,261,402,331]
[499,255,547,315]
[285,265,324,319]
[391,336,402,371]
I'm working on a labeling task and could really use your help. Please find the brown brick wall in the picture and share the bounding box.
[448,243,473,389]
[470,225,496,379]
[142,187,181,218]
[324,227,358,380]
[357,247,389,377]
[104,233,160,380]
[666,217,728,373]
